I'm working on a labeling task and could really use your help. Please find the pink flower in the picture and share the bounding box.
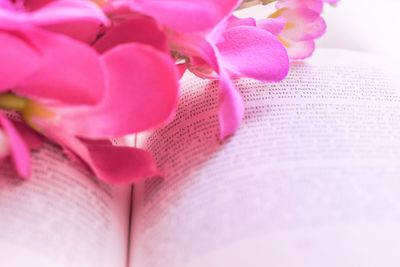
[259,4,327,59]
[167,15,289,139]
[95,1,289,139]
[0,25,179,183]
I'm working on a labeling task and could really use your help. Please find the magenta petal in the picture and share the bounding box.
[0,0,108,43]
[13,120,43,150]
[217,26,289,81]
[134,0,241,32]
[176,63,187,79]
[0,115,31,178]
[28,0,108,25]
[60,43,179,138]
[94,14,168,54]
[218,71,244,139]
[226,15,256,28]
[49,132,158,184]
[0,31,41,91]
[32,0,108,43]
[17,28,106,105]
[85,142,158,184]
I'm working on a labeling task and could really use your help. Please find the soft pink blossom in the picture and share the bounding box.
[0,25,179,183]
[166,15,289,139]
[259,5,326,59]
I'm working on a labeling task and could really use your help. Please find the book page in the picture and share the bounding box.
[130,49,400,267]
[0,141,132,267]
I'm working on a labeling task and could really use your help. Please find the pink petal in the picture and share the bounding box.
[217,26,289,82]
[13,120,43,149]
[0,0,108,42]
[49,132,158,184]
[84,141,158,184]
[132,0,241,32]
[284,38,315,59]
[94,14,168,54]
[0,114,31,178]
[218,71,244,139]
[23,0,53,10]
[17,28,106,105]
[0,0,14,9]
[176,63,187,79]
[256,17,286,36]
[0,31,41,91]
[276,0,323,13]
[30,0,109,43]
[59,43,179,138]
[43,21,103,44]
[281,10,326,41]
[226,15,256,28]
[28,0,108,25]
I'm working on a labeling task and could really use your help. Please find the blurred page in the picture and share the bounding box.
[131,49,400,267]
[0,141,131,267]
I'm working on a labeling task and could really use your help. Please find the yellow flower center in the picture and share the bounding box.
[0,93,55,131]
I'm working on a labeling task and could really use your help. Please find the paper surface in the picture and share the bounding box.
[131,49,400,267]
[0,142,131,267]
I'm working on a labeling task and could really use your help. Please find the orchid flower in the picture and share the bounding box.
[0,0,339,183]
[133,0,338,136]
[166,15,289,139]
[108,0,289,139]
[261,6,326,59]
[0,23,179,183]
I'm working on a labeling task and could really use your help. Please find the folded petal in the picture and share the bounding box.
[59,43,179,138]
[132,0,241,32]
[226,15,256,28]
[30,0,109,43]
[0,31,41,91]
[176,63,187,79]
[94,14,168,54]
[283,38,315,59]
[16,28,106,105]
[217,26,289,82]
[13,120,43,149]
[85,141,158,184]
[256,17,286,35]
[0,0,108,42]
[0,114,31,178]
[218,71,244,139]
[28,0,108,25]
[49,132,158,184]
[280,10,326,41]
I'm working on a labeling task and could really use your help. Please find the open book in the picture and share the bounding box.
[1,49,400,267]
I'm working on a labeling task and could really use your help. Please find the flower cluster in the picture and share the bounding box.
[0,0,338,183]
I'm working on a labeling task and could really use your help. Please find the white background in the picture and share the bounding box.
[237,0,400,59]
